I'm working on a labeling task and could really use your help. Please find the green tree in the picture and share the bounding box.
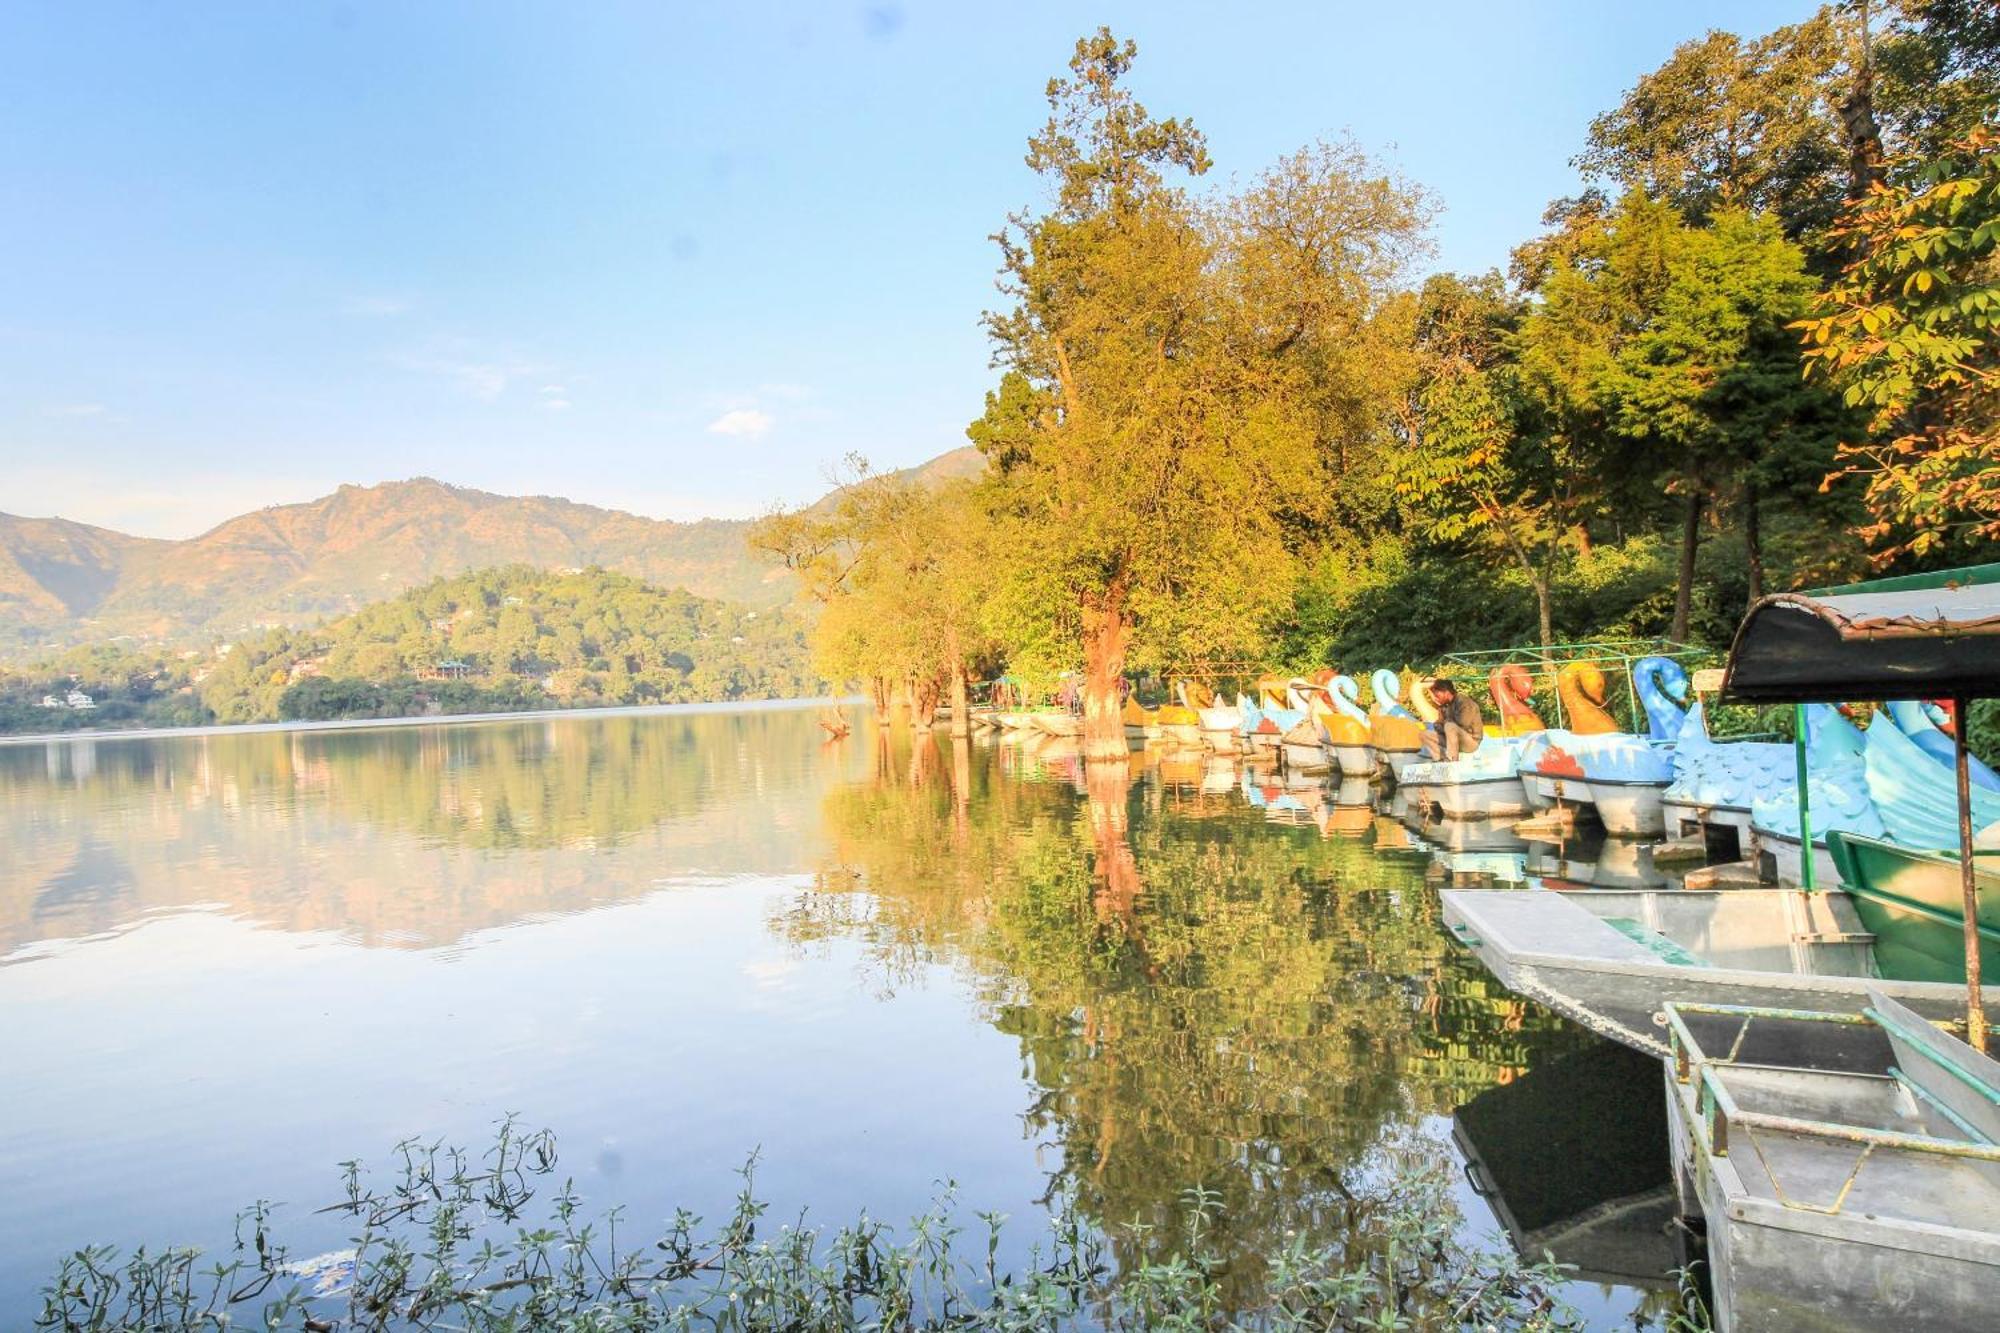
[1396,273,1589,648]
[1575,13,1858,239]
[1798,121,2000,560]
[1592,203,1852,619]
[977,31,1427,757]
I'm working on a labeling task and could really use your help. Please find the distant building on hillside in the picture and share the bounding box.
[42,690,96,710]
[422,660,475,681]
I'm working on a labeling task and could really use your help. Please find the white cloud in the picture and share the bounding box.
[539,385,572,411]
[44,403,107,418]
[707,408,773,438]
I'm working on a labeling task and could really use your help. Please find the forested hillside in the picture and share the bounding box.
[0,567,818,733]
[0,449,984,659]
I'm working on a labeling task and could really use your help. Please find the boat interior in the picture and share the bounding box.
[1506,887,1880,977]
[1667,995,2000,1229]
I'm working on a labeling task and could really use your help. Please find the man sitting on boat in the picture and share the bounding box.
[1421,678,1484,761]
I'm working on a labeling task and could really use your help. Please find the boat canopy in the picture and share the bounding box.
[1722,563,2000,704]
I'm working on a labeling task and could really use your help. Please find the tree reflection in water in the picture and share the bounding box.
[774,724,1585,1304]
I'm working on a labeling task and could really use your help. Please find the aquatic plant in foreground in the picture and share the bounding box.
[37,1119,1579,1331]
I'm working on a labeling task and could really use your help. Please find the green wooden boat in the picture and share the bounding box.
[1826,830,2000,984]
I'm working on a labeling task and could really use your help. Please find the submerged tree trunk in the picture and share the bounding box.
[948,637,970,738]
[1672,490,1705,644]
[1745,483,1766,607]
[912,673,940,731]
[1080,582,1131,764]
[869,675,892,722]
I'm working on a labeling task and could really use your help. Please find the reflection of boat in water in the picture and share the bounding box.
[1453,1042,1678,1291]
[1523,836,1669,890]
[1369,814,1423,853]
[1425,814,1529,854]
[1664,989,2000,1332]
[1422,815,1529,883]
[1442,886,2000,1056]
[1317,776,1374,837]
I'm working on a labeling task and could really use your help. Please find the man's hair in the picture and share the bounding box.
[1431,678,1458,697]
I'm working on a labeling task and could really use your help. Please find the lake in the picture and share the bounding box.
[0,703,1680,1325]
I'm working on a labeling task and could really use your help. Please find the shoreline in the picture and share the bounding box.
[0,695,866,748]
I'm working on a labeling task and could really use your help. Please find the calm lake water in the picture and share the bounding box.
[0,704,1680,1324]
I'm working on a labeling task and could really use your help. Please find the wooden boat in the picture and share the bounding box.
[1440,885,2000,1057]
[1828,830,2000,983]
[1663,989,2000,1331]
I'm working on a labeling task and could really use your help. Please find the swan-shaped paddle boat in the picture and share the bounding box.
[1279,689,1334,774]
[1152,681,1202,748]
[1241,680,1304,755]
[1399,734,1541,821]
[1368,668,1428,775]
[1197,691,1246,752]
[1515,659,1681,836]
[1487,663,1547,737]
[1322,673,1377,777]
[1121,694,1159,741]
[1883,699,2000,792]
[1709,704,1888,886]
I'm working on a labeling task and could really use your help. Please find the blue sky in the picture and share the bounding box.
[1,1,1818,538]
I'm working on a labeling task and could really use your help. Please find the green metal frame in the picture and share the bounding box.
[1664,1000,2000,1212]
[1438,638,1700,733]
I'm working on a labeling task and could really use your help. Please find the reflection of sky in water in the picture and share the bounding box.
[0,709,1668,1326]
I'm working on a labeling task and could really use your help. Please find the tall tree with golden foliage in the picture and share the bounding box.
[973,30,1427,759]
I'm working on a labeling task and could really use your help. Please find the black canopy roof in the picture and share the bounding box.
[1722,563,2000,704]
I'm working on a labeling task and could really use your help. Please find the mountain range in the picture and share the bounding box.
[0,447,981,659]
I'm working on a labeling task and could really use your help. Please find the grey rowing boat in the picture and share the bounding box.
[1663,989,2000,1331]
[1440,886,2000,1056]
